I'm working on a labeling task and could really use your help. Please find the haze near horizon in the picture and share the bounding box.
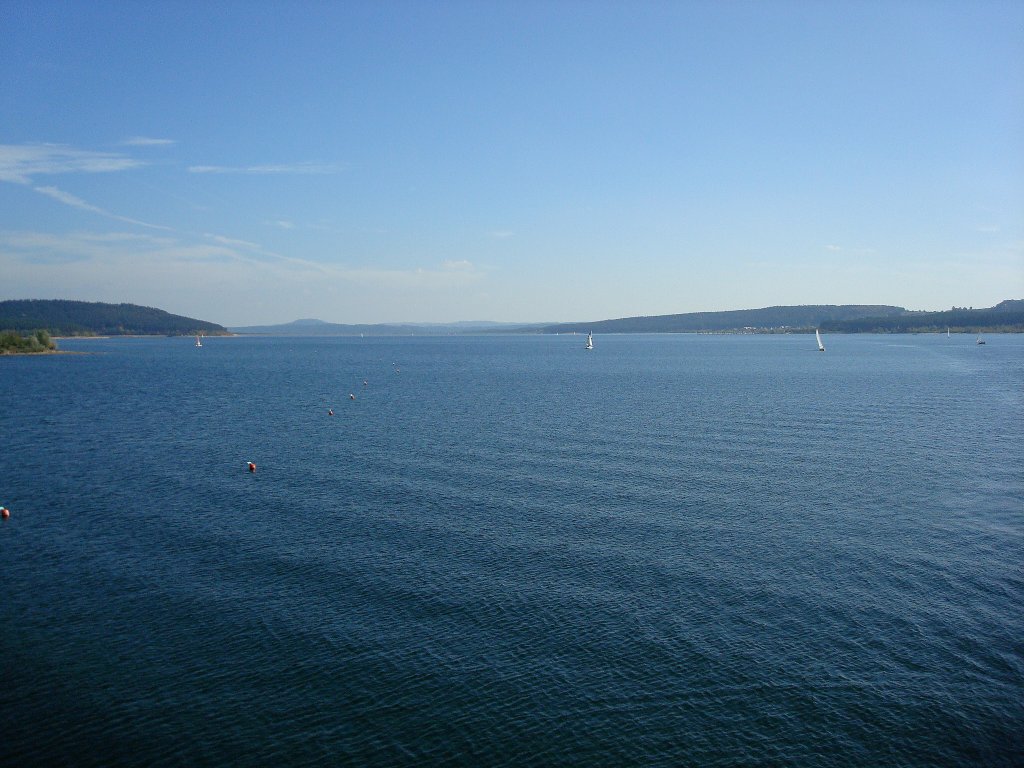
[1,1,1022,326]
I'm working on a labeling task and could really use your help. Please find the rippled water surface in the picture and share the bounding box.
[2,334,1022,766]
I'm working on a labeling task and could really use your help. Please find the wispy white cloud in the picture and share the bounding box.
[33,185,110,216]
[204,233,263,250]
[0,230,175,263]
[32,185,170,230]
[187,162,342,175]
[2,228,483,291]
[0,143,144,184]
[1,229,263,268]
[1,228,490,324]
[825,244,842,251]
[442,259,474,271]
[121,136,176,147]
[271,220,296,229]
[200,231,311,266]
[0,142,168,229]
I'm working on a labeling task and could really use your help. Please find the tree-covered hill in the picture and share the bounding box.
[0,300,229,336]
[821,303,1024,333]
[528,305,907,334]
[516,301,1023,335]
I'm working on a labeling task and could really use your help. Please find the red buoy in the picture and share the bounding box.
[1,507,9,520]
[248,462,256,473]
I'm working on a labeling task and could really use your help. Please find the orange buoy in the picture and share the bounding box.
[1,507,9,520]
[247,462,256,473]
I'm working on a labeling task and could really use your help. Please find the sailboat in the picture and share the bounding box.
[977,334,985,345]
[815,329,825,352]
[195,334,202,347]
[947,327,950,338]
[585,332,593,351]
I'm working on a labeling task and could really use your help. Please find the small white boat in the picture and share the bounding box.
[816,329,825,352]
[585,332,593,350]
[977,334,986,345]
[195,334,202,347]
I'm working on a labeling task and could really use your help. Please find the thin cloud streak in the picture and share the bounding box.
[187,162,342,175]
[204,233,263,250]
[0,143,144,184]
[1,237,489,326]
[201,231,319,268]
[0,142,169,230]
[33,185,111,216]
[32,185,171,231]
[122,136,176,146]
[1,229,486,305]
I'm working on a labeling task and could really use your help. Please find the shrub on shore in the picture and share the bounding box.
[0,329,58,354]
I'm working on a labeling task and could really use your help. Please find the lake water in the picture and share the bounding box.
[1,333,1022,766]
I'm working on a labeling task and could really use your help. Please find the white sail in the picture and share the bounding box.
[195,334,202,347]
[585,332,593,350]
[816,329,825,352]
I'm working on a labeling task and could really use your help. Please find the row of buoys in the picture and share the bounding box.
[252,372,389,473]
[332,378,369,411]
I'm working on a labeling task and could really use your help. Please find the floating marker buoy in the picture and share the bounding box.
[328,409,334,416]
[1,507,9,520]
[349,393,355,400]
[248,462,256,473]
[363,380,368,386]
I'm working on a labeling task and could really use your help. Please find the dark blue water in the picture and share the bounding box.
[2,334,1022,766]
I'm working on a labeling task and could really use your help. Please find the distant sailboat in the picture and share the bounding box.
[947,327,950,338]
[195,334,202,347]
[977,334,986,345]
[816,329,825,352]
[585,332,593,351]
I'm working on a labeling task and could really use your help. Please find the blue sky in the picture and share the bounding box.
[2,0,1022,325]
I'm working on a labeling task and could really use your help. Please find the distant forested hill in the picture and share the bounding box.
[520,301,1023,334]
[821,301,1024,333]
[529,305,906,334]
[0,300,229,336]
